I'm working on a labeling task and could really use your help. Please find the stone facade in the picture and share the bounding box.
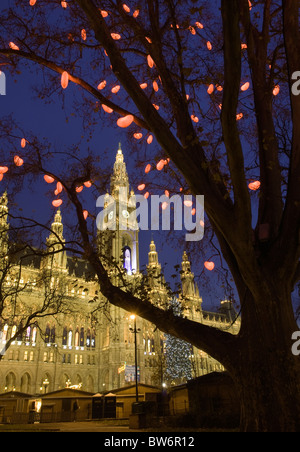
[0,144,240,395]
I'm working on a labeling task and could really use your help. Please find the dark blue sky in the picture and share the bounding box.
[0,60,229,311]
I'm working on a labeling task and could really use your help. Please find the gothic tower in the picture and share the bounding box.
[180,251,202,321]
[98,143,139,275]
[42,208,67,272]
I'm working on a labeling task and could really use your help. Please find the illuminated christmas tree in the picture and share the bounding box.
[165,298,193,385]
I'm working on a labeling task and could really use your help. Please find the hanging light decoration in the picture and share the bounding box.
[147,55,154,68]
[52,199,63,207]
[145,164,151,173]
[117,114,134,128]
[9,42,19,50]
[97,80,106,90]
[44,175,55,183]
[241,82,250,91]
[207,84,214,94]
[61,71,69,89]
[56,182,63,194]
[21,138,26,148]
[111,85,120,94]
[204,261,215,271]
[111,33,121,40]
[102,104,113,113]
[14,155,24,167]
[248,180,261,191]
[156,159,165,171]
[0,167,8,174]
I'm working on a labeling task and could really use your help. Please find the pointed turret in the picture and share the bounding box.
[181,251,196,297]
[0,191,9,257]
[180,250,202,319]
[98,143,139,276]
[110,142,129,200]
[146,239,164,290]
[42,208,67,271]
[147,239,160,268]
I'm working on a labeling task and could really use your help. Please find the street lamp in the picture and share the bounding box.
[129,314,140,403]
[43,377,49,394]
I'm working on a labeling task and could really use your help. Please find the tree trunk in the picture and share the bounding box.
[230,286,300,432]
[233,348,300,432]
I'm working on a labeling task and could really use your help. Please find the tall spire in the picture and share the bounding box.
[181,251,196,297]
[43,208,67,271]
[110,142,129,198]
[148,239,159,268]
[147,238,164,290]
[0,191,9,257]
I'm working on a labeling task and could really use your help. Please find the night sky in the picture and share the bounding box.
[2,0,294,315]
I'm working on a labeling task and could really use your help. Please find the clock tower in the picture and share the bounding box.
[98,143,139,275]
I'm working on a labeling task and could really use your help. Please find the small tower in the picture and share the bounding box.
[146,239,163,287]
[0,191,9,258]
[42,208,67,272]
[180,251,202,320]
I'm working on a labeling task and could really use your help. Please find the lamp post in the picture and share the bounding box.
[129,314,140,403]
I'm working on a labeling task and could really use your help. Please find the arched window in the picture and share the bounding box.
[25,326,31,342]
[21,373,31,393]
[86,329,91,347]
[123,246,132,274]
[2,324,8,342]
[32,327,37,345]
[62,326,67,346]
[45,324,50,343]
[80,328,84,347]
[5,372,16,392]
[91,330,95,348]
[68,329,73,347]
[17,323,23,342]
[50,326,55,344]
[11,325,17,341]
[75,328,79,347]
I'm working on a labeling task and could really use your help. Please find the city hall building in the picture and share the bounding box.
[0,145,240,395]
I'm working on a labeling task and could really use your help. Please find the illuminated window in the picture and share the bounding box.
[68,330,73,347]
[75,328,79,347]
[45,324,50,343]
[62,327,67,346]
[80,328,84,347]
